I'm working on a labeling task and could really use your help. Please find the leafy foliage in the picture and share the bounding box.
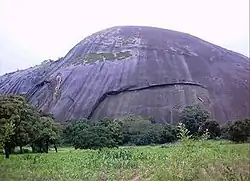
[0,120,14,150]
[1,93,249,160]
[0,95,41,156]
[199,120,221,139]
[220,121,232,139]
[227,118,250,143]
[82,51,132,64]
[0,95,62,157]
[113,116,178,145]
[177,122,192,141]
[180,105,210,137]
[118,116,153,145]
[64,118,123,149]
[32,116,62,153]
[63,116,178,149]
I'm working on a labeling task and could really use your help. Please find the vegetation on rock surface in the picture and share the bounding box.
[72,51,132,65]
[120,37,137,45]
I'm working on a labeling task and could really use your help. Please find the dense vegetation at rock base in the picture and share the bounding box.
[0,95,250,180]
[0,95,249,159]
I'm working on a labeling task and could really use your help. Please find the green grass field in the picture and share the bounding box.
[0,140,249,181]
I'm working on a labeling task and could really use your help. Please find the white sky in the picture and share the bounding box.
[0,0,249,75]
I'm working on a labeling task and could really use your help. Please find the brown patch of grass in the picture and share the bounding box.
[130,170,140,181]
[94,171,108,181]
[197,160,250,181]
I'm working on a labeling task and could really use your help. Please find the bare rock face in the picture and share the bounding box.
[0,26,249,123]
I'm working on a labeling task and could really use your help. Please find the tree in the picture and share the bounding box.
[32,116,62,153]
[64,118,123,149]
[63,119,89,147]
[98,118,123,146]
[0,120,14,158]
[180,105,210,137]
[0,95,62,157]
[74,125,116,149]
[146,124,163,144]
[0,95,40,157]
[160,124,178,143]
[118,116,178,145]
[199,120,221,139]
[118,116,153,145]
[220,121,232,139]
[227,119,250,143]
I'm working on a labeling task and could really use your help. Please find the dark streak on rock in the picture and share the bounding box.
[26,80,50,101]
[87,85,137,119]
[87,81,206,119]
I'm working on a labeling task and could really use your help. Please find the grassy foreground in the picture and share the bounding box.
[0,140,249,181]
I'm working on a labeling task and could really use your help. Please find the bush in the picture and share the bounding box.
[118,116,178,145]
[64,116,179,148]
[199,120,221,139]
[227,119,250,143]
[180,105,210,137]
[64,118,123,149]
[220,121,232,140]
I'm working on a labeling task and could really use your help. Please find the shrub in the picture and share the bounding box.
[180,105,210,137]
[227,118,250,143]
[118,116,178,145]
[64,118,123,149]
[199,120,221,139]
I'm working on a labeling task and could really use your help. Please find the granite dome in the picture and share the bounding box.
[0,26,249,123]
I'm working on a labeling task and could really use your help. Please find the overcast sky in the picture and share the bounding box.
[0,0,249,75]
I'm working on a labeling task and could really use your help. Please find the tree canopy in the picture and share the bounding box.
[180,105,210,137]
[63,116,179,149]
[64,118,123,149]
[0,95,61,158]
[227,119,250,143]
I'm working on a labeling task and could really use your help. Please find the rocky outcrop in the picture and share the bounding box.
[0,26,249,123]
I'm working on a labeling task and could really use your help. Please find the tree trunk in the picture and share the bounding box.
[39,142,42,153]
[54,143,58,153]
[4,145,10,159]
[31,144,35,153]
[20,146,23,154]
[45,140,49,153]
